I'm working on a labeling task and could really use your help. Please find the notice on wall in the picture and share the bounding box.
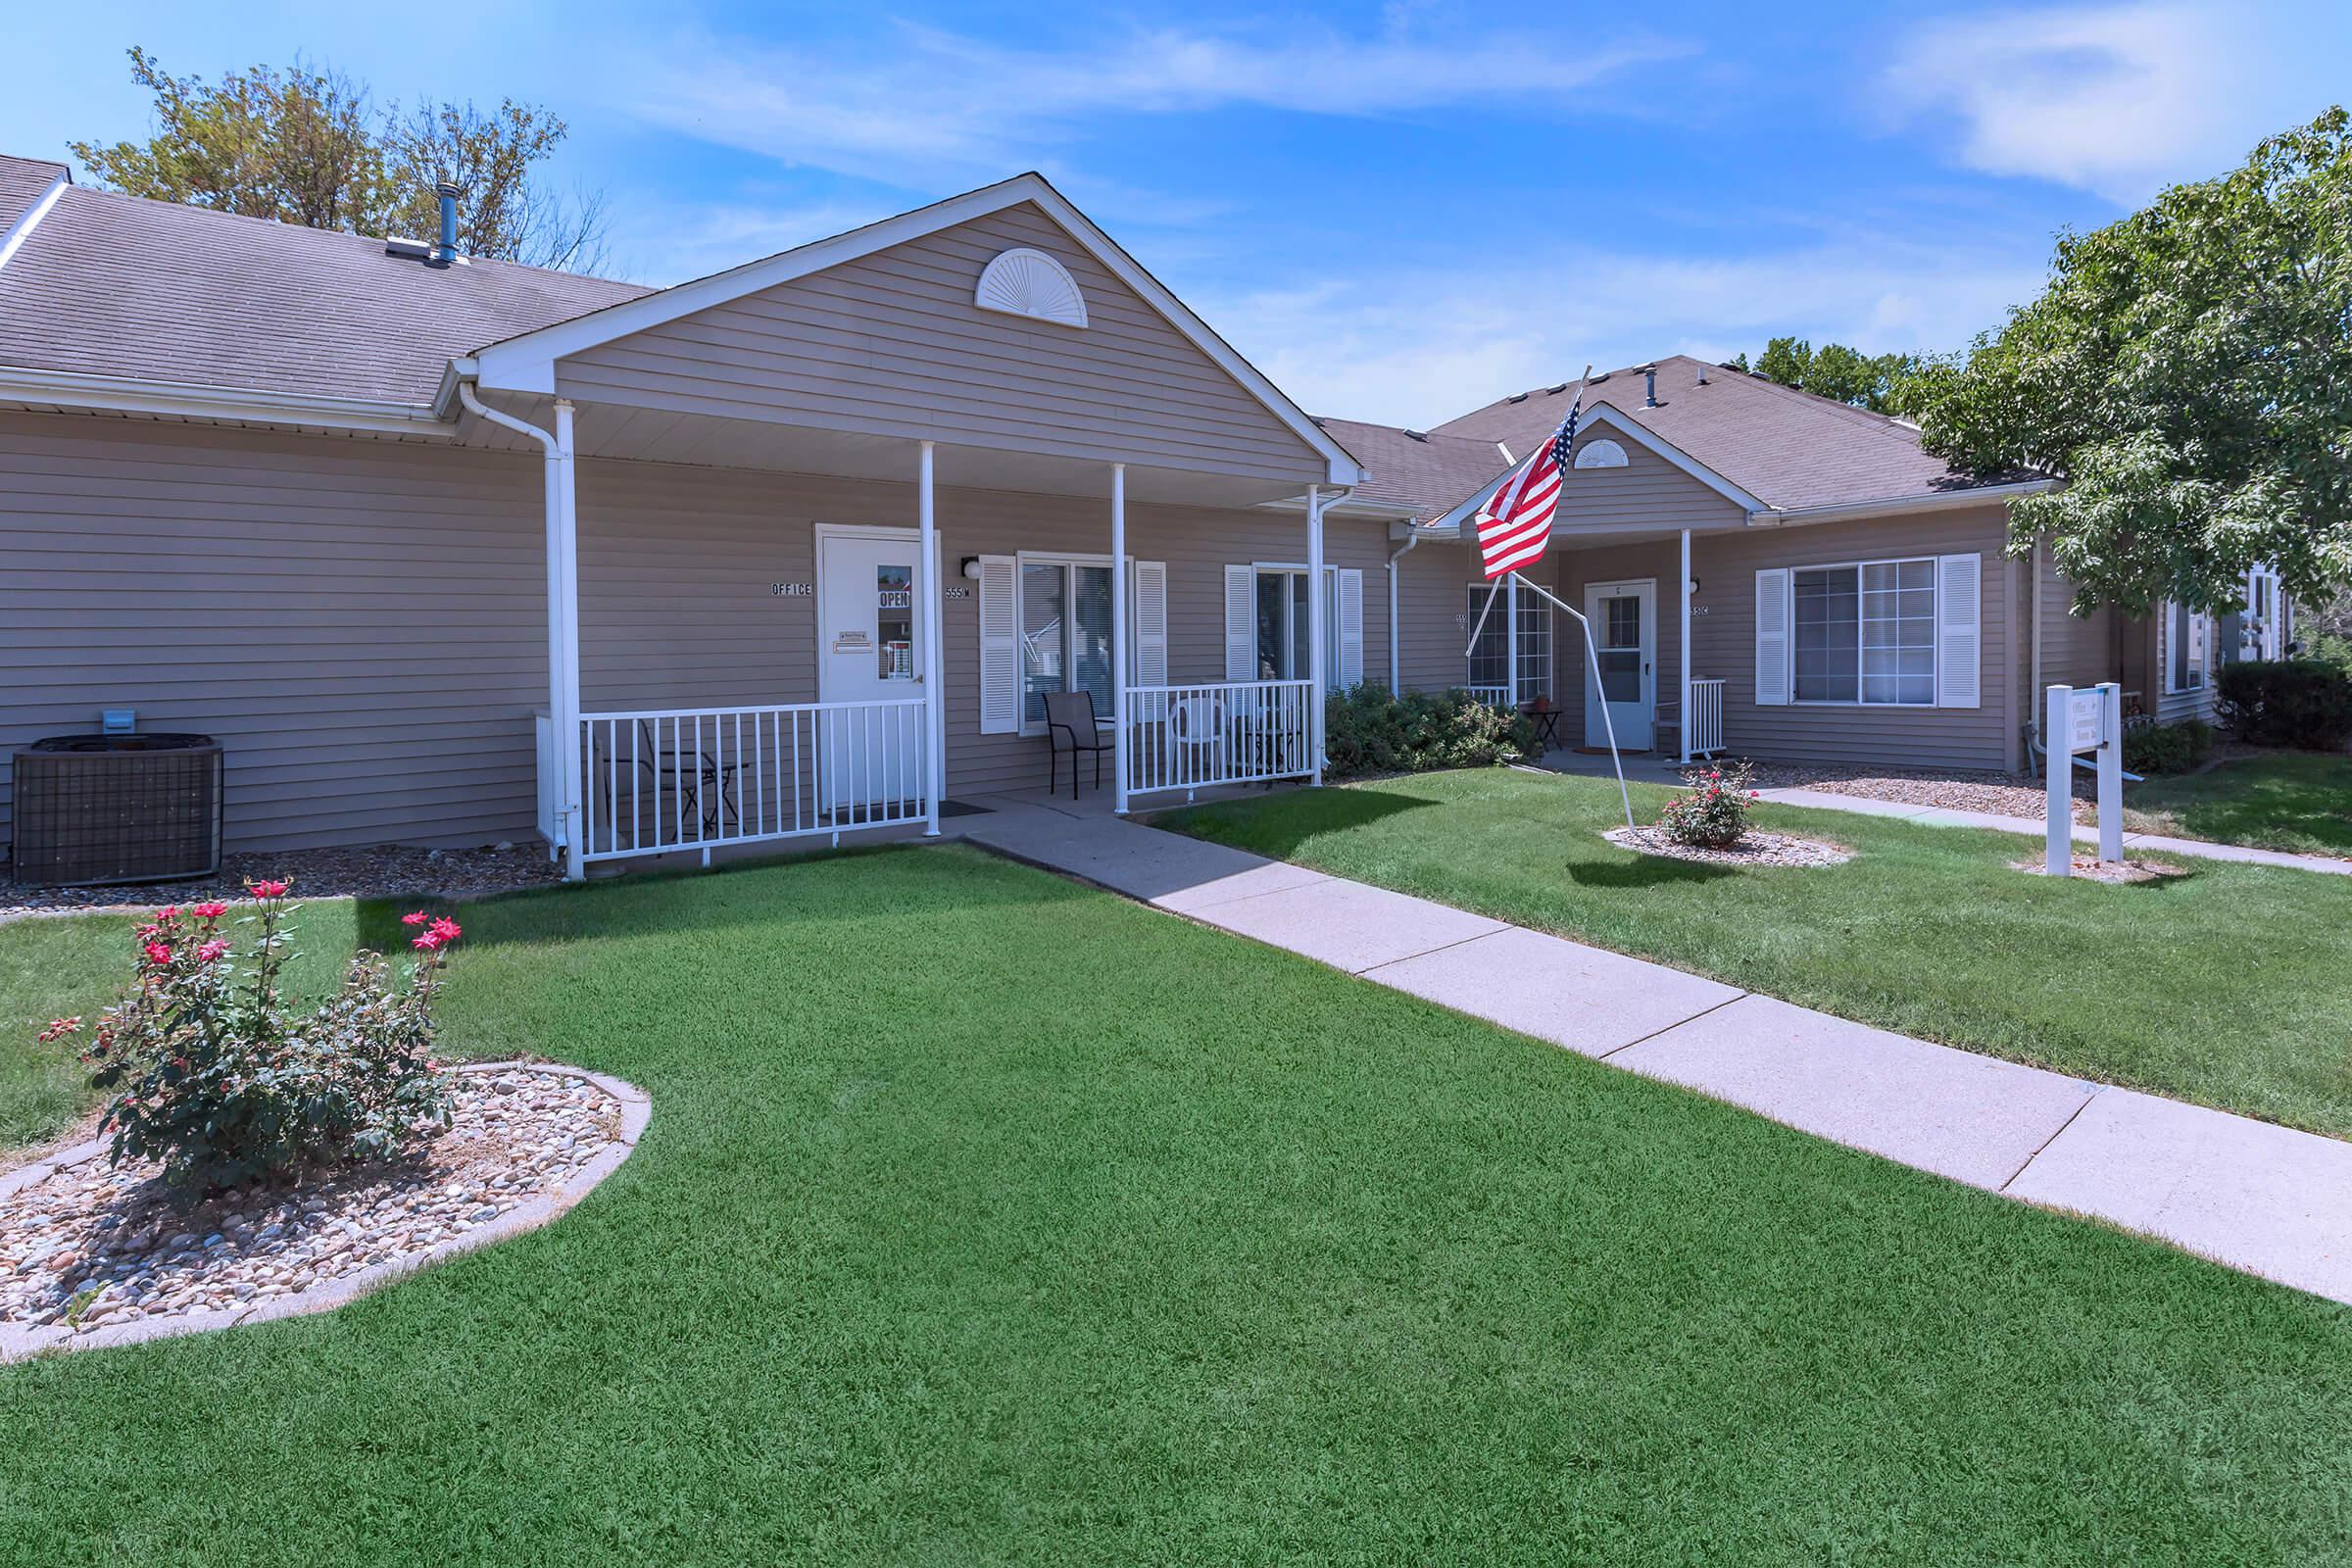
[832,630,872,655]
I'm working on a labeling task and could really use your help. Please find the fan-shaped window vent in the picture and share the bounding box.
[975,248,1088,328]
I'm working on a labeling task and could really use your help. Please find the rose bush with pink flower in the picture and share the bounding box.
[41,881,457,1196]
[1657,760,1760,849]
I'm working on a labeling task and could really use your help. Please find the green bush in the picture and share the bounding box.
[1323,685,1538,778]
[2123,718,2214,775]
[2215,659,2352,750]
[44,883,457,1197]
[1657,760,1758,848]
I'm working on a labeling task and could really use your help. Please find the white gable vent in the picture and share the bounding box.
[1572,438,1629,469]
[975,248,1088,328]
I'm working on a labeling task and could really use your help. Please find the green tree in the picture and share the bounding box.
[70,48,608,271]
[1908,109,2352,616]
[1742,335,1926,415]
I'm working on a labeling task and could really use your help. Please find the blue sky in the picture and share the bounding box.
[7,2,2346,426]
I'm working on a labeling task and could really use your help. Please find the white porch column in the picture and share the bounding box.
[1307,484,1326,785]
[919,440,942,837]
[1678,527,1692,765]
[554,400,584,882]
[1111,463,1130,814]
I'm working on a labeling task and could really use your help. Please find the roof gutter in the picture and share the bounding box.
[1743,476,2057,527]
[0,367,453,437]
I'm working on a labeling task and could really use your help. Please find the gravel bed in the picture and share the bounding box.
[1723,760,2095,823]
[2012,853,2190,885]
[0,843,564,923]
[1605,825,1852,868]
[0,1066,624,1339]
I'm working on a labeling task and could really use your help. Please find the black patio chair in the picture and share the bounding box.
[636,716,742,839]
[1043,689,1111,800]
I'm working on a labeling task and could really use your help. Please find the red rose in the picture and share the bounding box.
[191,901,228,920]
[428,916,462,944]
[143,941,172,966]
[247,878,290,899]
[400,910,429,926]
[412,931,444,952]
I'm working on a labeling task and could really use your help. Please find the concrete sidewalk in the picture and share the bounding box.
[963,802,2352,1307]
[1752,786,2352,875]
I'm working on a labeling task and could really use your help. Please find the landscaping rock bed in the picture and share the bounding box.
[2012,853,2191,885]
[1605,825,1852,868]
[0,843,564,923]
[1729,760,2094,823]
[0,1062,648,1360]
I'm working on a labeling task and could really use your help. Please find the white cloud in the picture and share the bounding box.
[622,19,1693,193]
[1199,237,2050,428]
[1880,2,2344,204]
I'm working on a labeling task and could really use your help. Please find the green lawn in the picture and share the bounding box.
[2117,752,2352,856]
[1158,768,2352,1139]
[1,847,2347,1563]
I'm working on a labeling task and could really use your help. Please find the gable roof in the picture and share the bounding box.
[1434,355,2031,514]
[463,172,1363,486]
[0,156,67,240]
[0,154,649,411]
[1307,416,1512,521]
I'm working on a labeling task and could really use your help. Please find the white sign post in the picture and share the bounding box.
[2045,682,2125,876]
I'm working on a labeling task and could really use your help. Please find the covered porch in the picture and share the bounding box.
[478,398,1362,878]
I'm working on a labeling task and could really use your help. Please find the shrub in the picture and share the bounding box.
[1657,760,1759,848]
[43,882,458,1197]
[1322,684,1539,778]
[2123,718,2214,775]
[2215,659,2352,750]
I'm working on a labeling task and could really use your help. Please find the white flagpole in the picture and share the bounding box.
[1511,571,1637,837]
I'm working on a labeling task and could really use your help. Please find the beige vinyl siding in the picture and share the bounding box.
[2149,610,2220,725]
[0,414,1375,855]
[2036,548,2120,708]
[1549,431,1748,538]
[1398,507,2023,771]
[556,202,1329,488]
[1394,540,1476,693]
[0,413,548,855]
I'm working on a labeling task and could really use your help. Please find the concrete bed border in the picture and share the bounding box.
[0,1061,650,1363]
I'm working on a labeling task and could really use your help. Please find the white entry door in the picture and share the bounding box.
[1584,578,1655,750]
[816,527,926,812]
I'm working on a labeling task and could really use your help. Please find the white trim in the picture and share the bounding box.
[1582,576,1654,749]
[464,172,1364,486]
[0,171,68,271]
[0,367,452,437]
[1787,554,1944,709]
[812,522,925,706]
[2161,599,2211,695]
[1010,550,1127,737]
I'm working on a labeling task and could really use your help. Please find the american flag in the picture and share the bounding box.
[1474,385,1583,579]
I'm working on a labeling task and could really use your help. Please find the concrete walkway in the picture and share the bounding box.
[961,801,2352,1307]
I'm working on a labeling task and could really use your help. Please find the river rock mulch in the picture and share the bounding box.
[1605,825,1852,868]
[0,1062,649,1361]
[0,843,565,923]
[1727,760,2095,823]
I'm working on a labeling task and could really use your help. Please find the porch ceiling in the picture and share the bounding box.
[457,391,1318,510]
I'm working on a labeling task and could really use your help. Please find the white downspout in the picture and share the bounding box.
[2029,533,2045,771]
[1386,526,1422,693]
[458,381,581,879]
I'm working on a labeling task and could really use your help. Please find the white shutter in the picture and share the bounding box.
[1338,568,1364,688]
[1224,564,1256,680]
[977,555,1018,734]
[1754,567,1790,706]
[1132,561,1168,723]
[1936,553,1982,709]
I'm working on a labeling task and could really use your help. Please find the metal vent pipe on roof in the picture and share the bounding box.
[1643,366,1659,407]
[433,178,460,267]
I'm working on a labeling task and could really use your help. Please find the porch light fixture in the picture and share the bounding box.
[961,556,982,580]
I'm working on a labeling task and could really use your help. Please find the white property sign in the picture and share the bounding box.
[2046,682,2125,876]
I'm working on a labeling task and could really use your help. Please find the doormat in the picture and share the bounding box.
[938,799,994,818]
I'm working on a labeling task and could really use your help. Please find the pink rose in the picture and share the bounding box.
[143,941,172,966]
[400,910,429,926]
[427,916,462,944]
[412,932,444,952]
[197,938,230,963]
[191,901,228,920]
[247,878,290,899]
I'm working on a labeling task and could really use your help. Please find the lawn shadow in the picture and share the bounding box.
[1565,851,1731,889]
[1146,782,1440,860]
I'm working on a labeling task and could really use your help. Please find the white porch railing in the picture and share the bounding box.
[575,700,930,863]
[1686,677,1726,758]
[1464,684,1513,710]
[1122,679,1313,799]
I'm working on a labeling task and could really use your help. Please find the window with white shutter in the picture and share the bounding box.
[1754,567,1790,706]
[976,555,1018,734]
[1224,564,1256,681]
[1338,568,1364,688]
[1936,553,1981,708]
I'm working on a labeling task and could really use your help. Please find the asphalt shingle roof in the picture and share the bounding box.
[0,156,67,236]
[1433,355,2014,514]
[1308,415,1511,522]
[0,155,650,407]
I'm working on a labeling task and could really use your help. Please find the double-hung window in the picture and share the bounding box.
[1019,558,1115,730]
[1463,581,1553,699]
[1792,558,1936,705]
[1254,567,1340,681]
